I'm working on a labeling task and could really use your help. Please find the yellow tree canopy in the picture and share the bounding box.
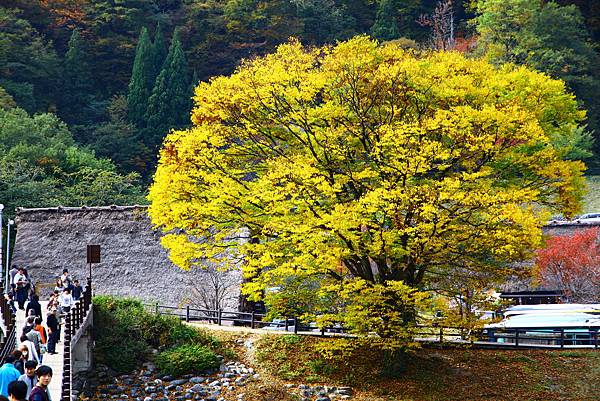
[149,36,585,314]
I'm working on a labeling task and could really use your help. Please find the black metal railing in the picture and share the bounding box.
[147,303,600,348]
[0,283,16,361]
[147,303,353,336]
[145,303,349,336]
[61,278,93,401]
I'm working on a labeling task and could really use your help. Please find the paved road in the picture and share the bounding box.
[15,301,64,401]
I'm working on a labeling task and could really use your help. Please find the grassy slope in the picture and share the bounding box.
[248,334,600,401]
[583,175,600,213]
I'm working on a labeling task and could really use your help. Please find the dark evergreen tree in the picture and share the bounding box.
[60,29,93,124]
[145,29,191,152]
[127,27,155,127]
[153,22,168,77]
[372,0,400,41]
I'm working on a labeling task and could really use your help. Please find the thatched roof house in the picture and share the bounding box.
[11,206,242,309]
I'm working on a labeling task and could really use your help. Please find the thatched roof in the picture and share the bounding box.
[11,206,241,309]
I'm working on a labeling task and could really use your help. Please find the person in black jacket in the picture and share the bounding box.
[8,380,27,401]
[11,352,23,376]
[25,296,41,320]
[45,311,59,355]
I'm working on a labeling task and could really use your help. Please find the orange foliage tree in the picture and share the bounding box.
[536,227,600,302]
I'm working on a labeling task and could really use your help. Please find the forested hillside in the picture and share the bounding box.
[1,0,600,212]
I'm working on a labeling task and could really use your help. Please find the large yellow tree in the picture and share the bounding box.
[149,36,585,336]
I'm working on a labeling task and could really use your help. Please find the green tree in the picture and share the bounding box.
[127,27,156,127]
[0,7,60,112]
[372,0,401,41]
[474,0,600,157]
[0,107,145,219]
[145,29,191,152]
[90,95,153,177]
[61,29,94,124]
[153,22,168,78]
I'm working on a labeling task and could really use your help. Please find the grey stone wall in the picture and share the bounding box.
[11,206,242,310]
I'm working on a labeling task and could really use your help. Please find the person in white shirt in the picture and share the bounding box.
[58,288,74,314]
[19,335,39,364]
[13,269,28,310]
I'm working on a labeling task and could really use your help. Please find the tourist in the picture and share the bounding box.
[33,319,46,347]
[18,361,37,399]
[71,280,82,301]
[28,366,51,401]
[60,269,72,291]
[24,328,42,362]
[21,269,32,298]
[5,292,15,314]
[8,380,27,401]
[58,289,73,314]
[45,309,58,355]
[46,292,58,313]
[52,279,62,295]
[13,269,28,310]
[25,296,41,320]
[8,265,18,290]
[10,353,23,376]
[16,348,28,374]
[0,356,21,397]
[22,318,34,335]
[19,336,39,364]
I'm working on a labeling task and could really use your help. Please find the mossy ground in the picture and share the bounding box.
[207,329,600,401]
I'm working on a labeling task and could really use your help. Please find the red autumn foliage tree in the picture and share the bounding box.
[536,228,600,302]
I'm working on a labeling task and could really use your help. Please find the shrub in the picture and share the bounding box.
[93,295,221,373]
[155,344,220,376]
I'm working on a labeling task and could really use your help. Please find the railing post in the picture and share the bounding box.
[594,329,598,349]
[284,317,289,332]
[515,329,519,347]
[560,329,565,348]
[62,313,72,401]
[186,305,190,322]
[155,302,159,315]
[293,318,298,334]
[439,327,444,343]
[218,309,222,326]
[251,311,255,329]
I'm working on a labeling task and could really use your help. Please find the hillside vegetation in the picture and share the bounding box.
[583,175,600,212]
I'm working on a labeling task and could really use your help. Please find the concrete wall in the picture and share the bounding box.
[11,206,242,310]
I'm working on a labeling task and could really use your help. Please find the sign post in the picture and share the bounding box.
[86,245,100,287]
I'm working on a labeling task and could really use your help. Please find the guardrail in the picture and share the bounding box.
[61,278,93,401]
[146,303,600,348]
[145,304,345,335]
